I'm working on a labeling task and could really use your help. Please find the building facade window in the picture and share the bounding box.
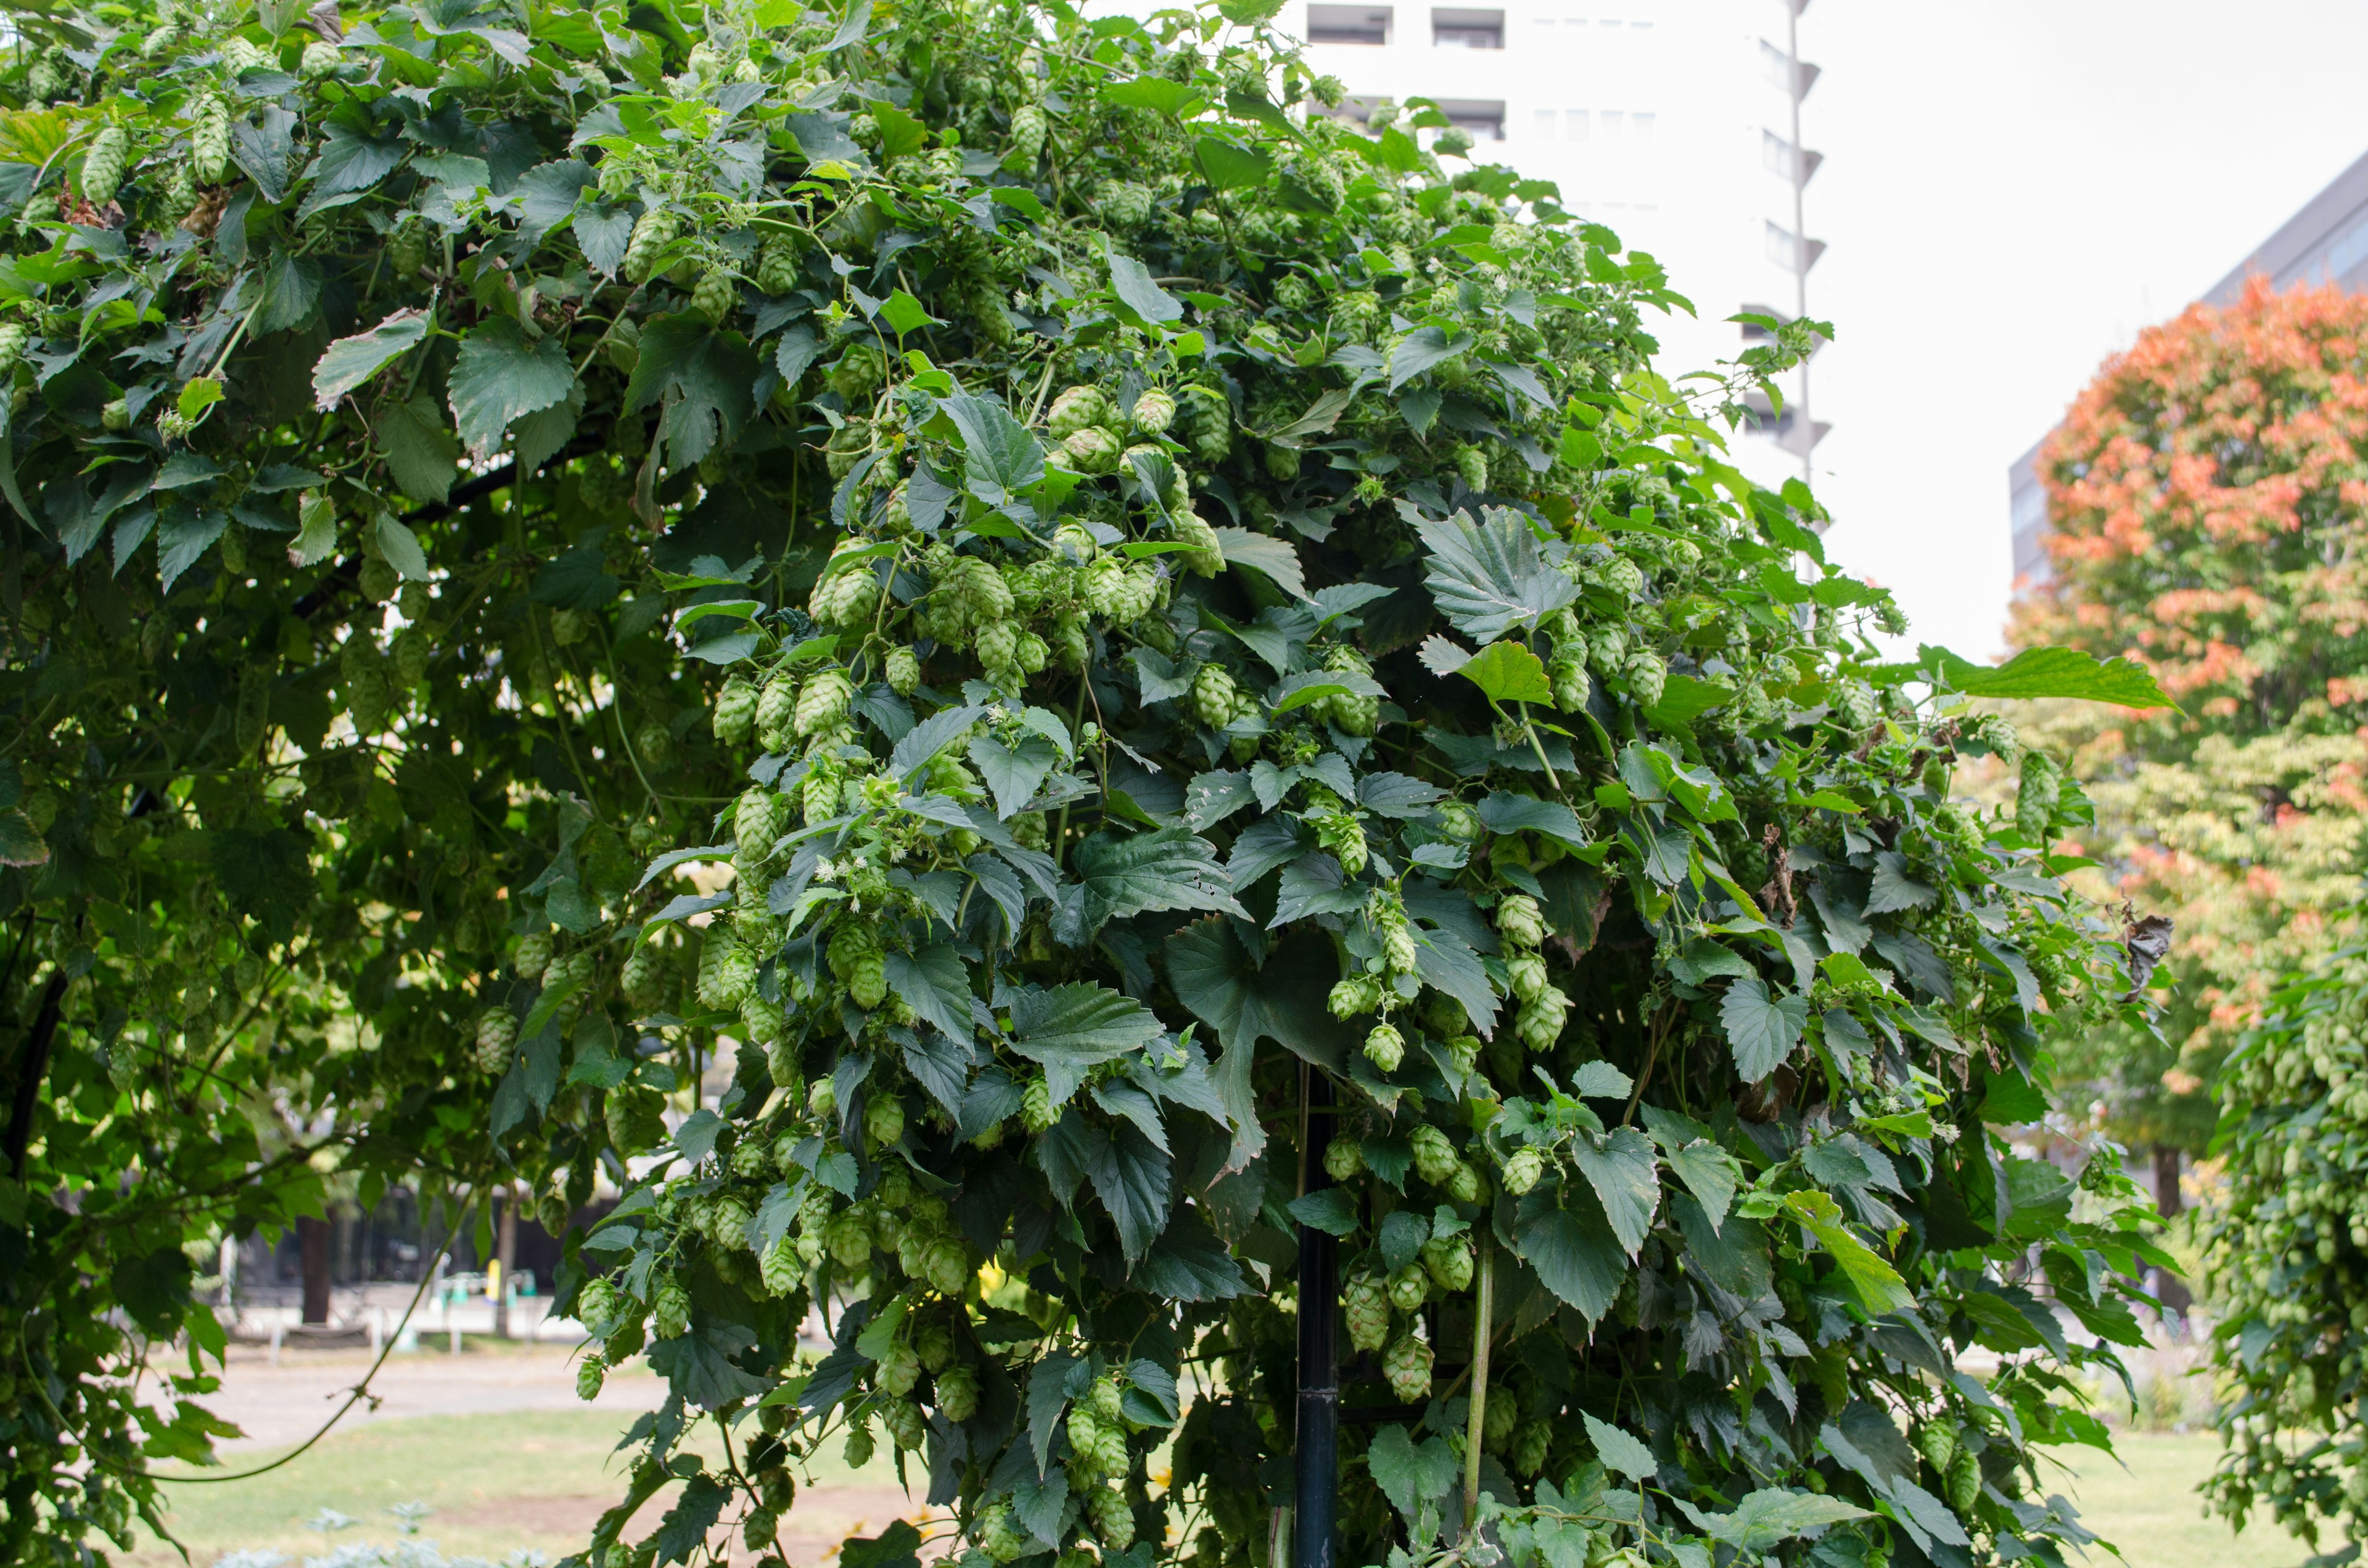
[1432,97,1507,139]
[1307,4,1392,44]
[1431,7,1504,47]
[1564,109,1590,140]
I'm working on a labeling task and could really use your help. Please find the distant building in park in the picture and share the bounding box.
[2009,147,2368,589]
[1281,0,1828,486]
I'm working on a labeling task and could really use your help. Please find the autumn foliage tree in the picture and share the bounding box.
[2009,276,2368,1202]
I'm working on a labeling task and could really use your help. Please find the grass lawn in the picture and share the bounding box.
[2058,1434,2315,1567]
[130,1413,2333,1567]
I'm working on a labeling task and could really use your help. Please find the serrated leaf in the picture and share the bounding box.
[1194,135,1272,192]
[940,392,1045,504]
[1677,1489,1872,1552]
[1359,771,1444,819]
[1571,1126,1658,1258]
[1388,325,1473,392]
[1008,982,1163,1108]
[448,318,577,456]
[1416,506,1579,642]
[1067,826,1244,940]
[1459,639,1553,704]
[1514,1188,1627,1323]
[312,309,429,408]
[0,808,49,868]
[882,946,972,1042]
[374,515,429,581]
[1368,1424,1459,1519]
[1865,850,1937,915]
[1785,1190,1914,1316]
[1212,526,1309,599]
[1720,974,1807,1083]
[376,394,459,503]
[1664,1139,1740,1231]
[1084,1119,1172,1262]
[1582,1412,1656,1482]
[1287,1188,1358,1237]
[1923,642,2176,710]
[1104,236,1184,326]
[969,732,1059,819]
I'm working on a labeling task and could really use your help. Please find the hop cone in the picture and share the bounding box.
[1132,386,1176,434]
[796,670,852,737]
[1501,1147,1546,1196]
[81,127,130,206]
[713,676,758,743]
[924,1236,971,1296]
[1021,1076,1054,1131]
[886,645,920,694]
[1087,1486,1136,1550]
[1383,1334,1433,1402]
[1387,1264,1428,1314]
[849,951,887,1010]
[1946,1447,1981,1513]
[1421,1235,1474,1292]
[1508,951,1550,1004]
[652,1278,690,1340]
[1363,1022,1404,1072]
[1323,1137,1365,1181]
[1497,894,1544,949]
[865,1093,905,1146]
[514,932,553,979]
[879,1342,921,1397]
[937,1363,982,1422]
[1344,1273,1391,1353]
[1047,385,1108,439]
[1918,1420,1959,1474]
[473,1009,517,1073]
[1410,1124,1457,1186]
[826,1210,872,1268]
[697,929,755,1009]
[1511,1418,1552,1477]
[689,265,736,321]
[844,1421,876,1468]
[575,1357,606,1401]
[1516,986,1570,1053]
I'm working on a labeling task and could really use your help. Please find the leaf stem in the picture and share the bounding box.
[1462,1234,1493,1530]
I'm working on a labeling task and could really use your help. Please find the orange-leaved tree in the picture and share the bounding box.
[2010,275,2368,1212]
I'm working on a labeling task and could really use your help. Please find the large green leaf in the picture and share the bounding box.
[1922,642,2177,710]
[1581,1413,1656,1483]
[1784,1191,1914,1315]
[1212,525,1309,599]
[623,315,758,467]
[376,394,459,503]
[940,393,1046,506]
[1458,639,1552,704]
[1513,1186,1627,1323]
[1367,1424,1458,1519]
[1063,826,1244,942]
[1103,238,1185,326]
[1569,1126,1658,1258]
[1083,1119,1172,1262]
[1007,982,1162,1107]
[1720,974,1807,1083]
[1415,506,1579,642]
[311,308,429,409]
[447,318,578,456]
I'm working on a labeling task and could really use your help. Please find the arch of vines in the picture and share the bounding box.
[0,0,2179,1563]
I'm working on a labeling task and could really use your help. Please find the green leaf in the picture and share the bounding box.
[1864,850,1938,915]
[447,318,577,456]
[1663,1139,1739,1231]
[623,316,758,468]
[879,288,937,336]
[1103,237,1184,327]
[968,732,1060,819]
[1570,1127,1658,1258]
[1084,1120,1172,1262]
[940,393,1045,504]
[178,376,224,421]
[1923,642,2177,710]
[1194,136,1272,192]
[0,808,49,868]
[1581,1412,1656,1483]
[311,308,429,409]
[1720,974,1807,1083]
[376,395,459,503]
[1458,640,1552,704]
[1784,1191,1913,1316]
[1514,1187,1627,1323]
[1286,1188,1359,1237]
[1008,982,1164,1106]
[881,946,973,1042]
[1065,826,1245,942]
[374,515,429,581]
[647,1320,767,1411]
[254,250,323,334]
[1268,668,1384,715]
[1676,1490,1871,1552]
[1225,88,1302,141]
[1415,506,1579,642]
[1211,525,1308,599]
[1388,326,1474,392]
[1368,1424,1458,1519]
[1103,78,1204,118]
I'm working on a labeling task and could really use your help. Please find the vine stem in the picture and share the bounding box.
[1463,1234,1494,1530]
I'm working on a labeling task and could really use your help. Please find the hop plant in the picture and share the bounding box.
[1191,663,1237,727]
[80,127,130,207]
[865,1093,905,1147]
[1328,974,1381,1020]
[713,676,758,743]
[1086,1485,1136,1550]
[980,1502,1032,1562]
[1363,1021,1404,1072]
[796,670,853,737]
[623,207,680,284]
[1550,653,1591,713]
[1511,1417,1552,1477]
[844,1420,876,1468]
[879,1340,922,1397]
[514,932,554,979]
[1131,387,1176,434]
[192,94,229,186]
[1386,1263,1428,1313]
[1946,1446,1981,1513]
[1323,1136,1365,1181]
[576,1356,606,1401]
[606,1085,667,1154]
[1046,385,1110,440]
[1500,1146,1546,1196]
[1516,985,1571,1053]
[1021,1075,1055,1132]
[937,1363,982,1421]
[1409,1124,1457,1187]
[1421,1233,1474,1292]
[886,645,921,694]
[1624,651,1667,709]
[652,1276,691,1340]
[690,265,736,321]
[473,1009,518,1073]
[697,929,757,1009]
[1918,1420,1959,1475]
[1344,1271,1392,1352]
[1497,894,1544,950]
[1383,1333,1434,1402]
[621,943,667,1012]
[1508,951,1550,1004]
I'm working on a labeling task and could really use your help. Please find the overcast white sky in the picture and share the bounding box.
[1780,1,2368,659]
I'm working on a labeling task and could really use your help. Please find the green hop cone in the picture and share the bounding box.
[622,206,680,284]
[865,1092,905,1147]
[1062,425,1121,474]
[1067,1405,1104,1473]
[1087,1485,1136,1550]
[1421,1234,1474,1292]
[879,1340,921,1397]
[980,1502,1032,1562]
[755,667,797,739]
[826,1209,872,1268]
[1088,1377,1125,1424]
[0,323,27,380]
[1009,102,1048,164]
[1445,1162,1483,1204]
[696,929,755,1009]
[621,943,667,1012]
[735,786,779,861]
[80,126,130,207]
[713,676,758,744]
[977,618,1020,678]
[1382,1333,1433,1402]
[844,1420,876,1469]
[1021,1075,1055,1132]
[1508,951,1550,1004]
[1917,1420,1959,1475]
[1323,1136,1365,1181]
[1946,1446,1981,1514]
[2016,752,2062,843]
[1516,985,1570,1052]
[473,1009,519,1073]
[1173,507,1225,578]
[652,1276,691,1340]
[1511,1418,1552,1478]
[299,38,340,77]
[1500,1146,1547,1196]
[514,932,553,979]
[1410,1123,1457,1187]
[192,94,230,185]
[886,645,921,694]
[1344,1272,1392,1353]
[605,1085,667,1153]
[1363,1021,1404,1072]
[1046,384,1109,440]
[1131,386,1177,435]
[689,265,736,321]
[937,1362,982,1422]
[924,1236,971,1296]
[796,669,852,737]
[1101,179,1151,228]
[1328,974,1380,1020]
[1550,653,1591,713]
[575,1356,606,1401]
[1497,893,1544,950]
[1387,1263,1428,1314]
[1190,663,1237,726]
[755,234,800,295]
[849,950,887,1010]
[1624,651,1666,708]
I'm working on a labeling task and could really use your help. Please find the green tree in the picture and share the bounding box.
[0,0,2175,1564]
[2007,277,2368,1226]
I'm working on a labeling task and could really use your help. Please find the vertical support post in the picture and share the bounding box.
[1294,1068,1338,1568]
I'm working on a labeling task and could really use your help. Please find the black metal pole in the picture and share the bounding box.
[1294,1068,1338,1568]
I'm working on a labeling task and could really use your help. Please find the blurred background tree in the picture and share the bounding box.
[2010,277,2368,1288]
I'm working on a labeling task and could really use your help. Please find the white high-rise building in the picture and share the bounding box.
[1283,0,1827,486]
